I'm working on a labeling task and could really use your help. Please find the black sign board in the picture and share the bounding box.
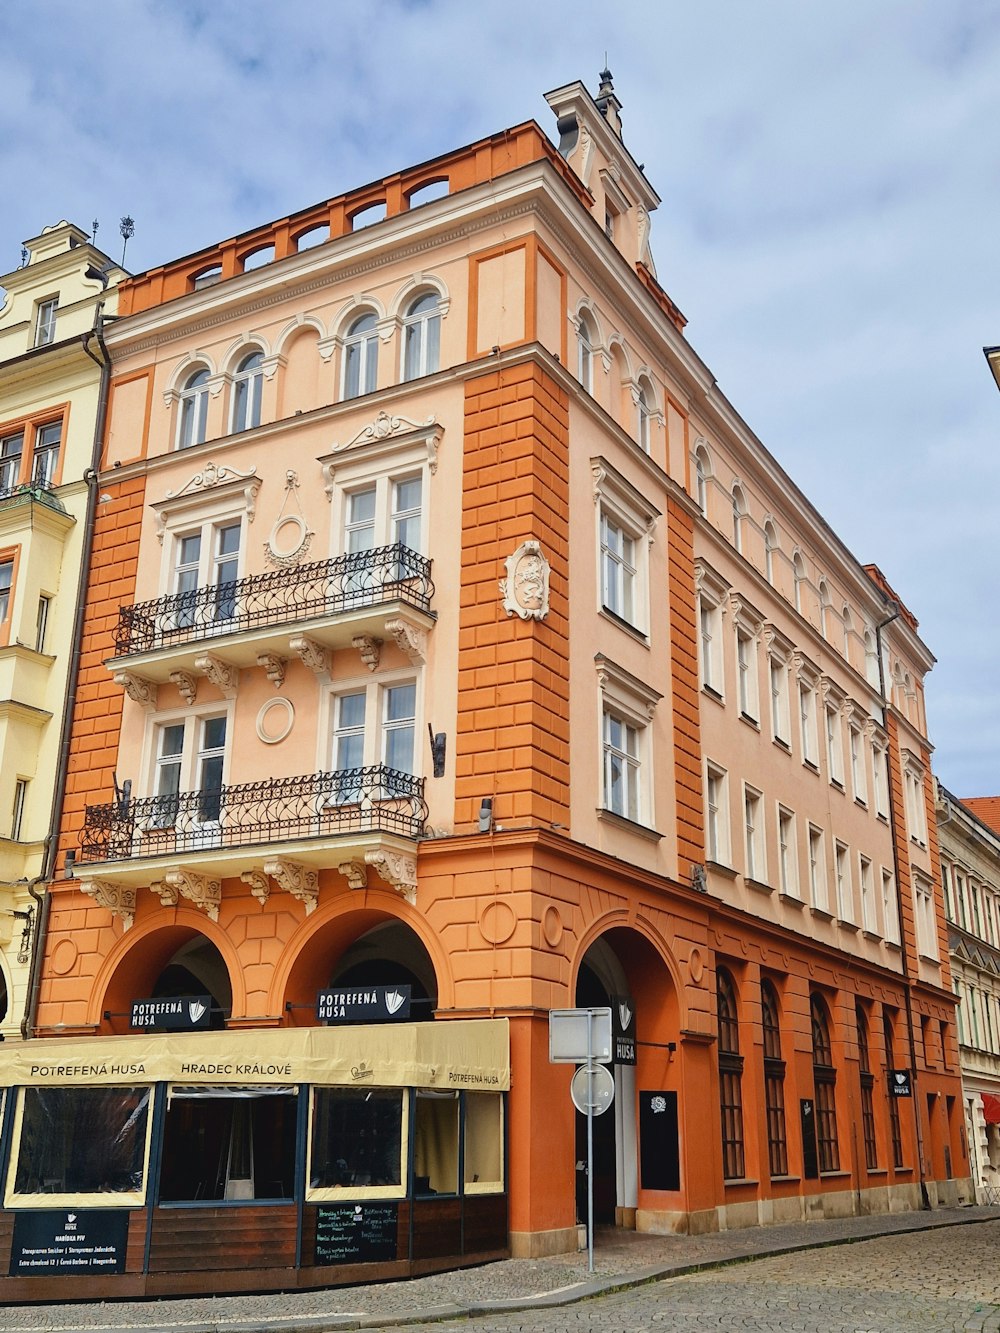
[10,1209,128,1276]
[315,1202,399,1264]
[890,1068,912,1097]
[800,1098,818,1180]
[612,995,637,1066]
[130,995,212,1030]
[639,1090,679,1191]
[317,985,411,1024]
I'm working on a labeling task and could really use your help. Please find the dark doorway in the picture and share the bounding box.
[574,962,616,1224]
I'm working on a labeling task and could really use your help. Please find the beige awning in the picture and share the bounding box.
[0,1019,509,1091]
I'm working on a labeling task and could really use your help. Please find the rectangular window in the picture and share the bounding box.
[464,1093,504,1193]
[308,1087,405,1199]
[31,421,61,486]
[159,1089,297,1201]
[34,594,50,653]
[391,475,422,552]
[835,841,853,923]
[172,520,242,630]
[0,559,12,624]
[808,825,829,912]
[414,1091,459,1195]
[799,680,818,766]
[150,715,227,825]
[915,875,938,959]
[770,656,790,746]
[0,432,23,494]
[860,854,877,933]
[744,785,765,883]
[10,1085,150,1205]
[346,486,377,553]
[603,709,640,822]
[849,724,868,805]
[955,872,967,929]
[872,743,889,819]
[905,764,928,847]
[700,599,724,695]
[825,703,844,786]
[331,678,419,803]
[11,778,27,840]
[34,297,58,347]
[736,626,758,721]
[600,510,637,624]
[778,807,798,898]
[706,763,729,865]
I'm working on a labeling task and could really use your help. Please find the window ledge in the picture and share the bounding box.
[722,1177,760,1189]
[779,892,806,910]
[773,737,791,754]
[706,860,738,880]
[911,837,927,851]
[890,1165,913,1176]
[918,953,941,967]
[746,877,774,895]
[862,930,882,943]
[819,1170,852,1181]
[839,919,860,933]
[864,1168,889,1177]
[884,938,902,952]
[599,606,649,644]
[702,684,725,706]
[802,759,819,775]
[769,1174,801,1184]
[810,906,834,922]
[596,808,662,842]
[830,779,845,793]
[877,812,889,824]
[739,712,760,731]
[854,798,868,810]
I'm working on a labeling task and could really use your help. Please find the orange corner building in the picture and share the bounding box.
[0,73,968,1299]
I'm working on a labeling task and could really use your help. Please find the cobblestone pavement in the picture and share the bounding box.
[0,1208,997,1332]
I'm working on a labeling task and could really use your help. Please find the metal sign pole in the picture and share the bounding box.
[587,1012,594,1274]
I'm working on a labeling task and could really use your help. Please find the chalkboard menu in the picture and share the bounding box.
[315,1202,399,1265]
[639,1090,680,1191]
[9,1209,128,1276]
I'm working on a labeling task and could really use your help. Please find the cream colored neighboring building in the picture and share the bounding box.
[937,783,1000,1199]
[0,221,124,1038]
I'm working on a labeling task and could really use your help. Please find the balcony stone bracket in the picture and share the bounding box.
[113,671,158,713]
[384,617,427,665]
[264,857,319,914]
[241,868,271,904]
[169,670,198,705]
[289,634,330,678]
[164,867,222,922]
[195,653,240,698]
[352,635,382,672]
[338,860,368,890]
[79,879,137,930]
[257,652,287,688]
[365,849,417,905]
[149,878,180,910]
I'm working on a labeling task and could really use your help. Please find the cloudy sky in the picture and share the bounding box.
[2,0,997,796]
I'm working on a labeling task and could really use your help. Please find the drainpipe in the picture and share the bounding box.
[875,602,930,1208]
[20,309,113,1039]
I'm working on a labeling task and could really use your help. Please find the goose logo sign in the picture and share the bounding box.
[130,995,212,1030]
[613,995,637,1066]
[318,985,411,1023]
[890,1069,912,1097]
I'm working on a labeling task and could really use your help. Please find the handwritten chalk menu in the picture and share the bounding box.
[314,1202,398,1265]
[10,1209,128,1276]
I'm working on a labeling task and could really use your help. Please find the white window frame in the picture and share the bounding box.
[903,755,928,848]
[696,563,729,700]
[914,873,938,960]
[706,762,730,867]
[326,672,420,794]
[882,867,900,944]
[142,703,233,816]
[872,733,889,819]
[808,824,829,913]
[343,311,380,399]
[596,655,661,830]
[34,296,58,347]
[31,421,61,486]
[767,637,791,748]
[176,367,212,450]
[777,806,798,900]
[823,687,845,788]
[577,311,597,393]
[763,520,778,585]
[11,778,27,840]
[731,484,747,555]
[834,840,854,924]
[743,783,766,885]
[230,350,265,433]
[324,431,435,563]
[848,716,868,806]
[731,598,762,724]
[593,460,658,635]
[798,668,819,769]
[402,292,442,381]
[859,853,877,934]
[693,443,711,515]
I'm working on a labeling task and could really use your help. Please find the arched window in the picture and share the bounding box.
[856,1004,878,1170]
[810,993,839,1172]
[818,580,831,640]
[694,445,711,514]
[864,629,880,687]
[732,485,747,554]
[231,351,264,433]
[636,377,654,452]
[402,293,441,381]
[883,1010,904,1167]
[761,979,787,1177]
[793,552,806,614]
[764,521,778,585]
[577,312,596,393]
[344,312,379,399]
[178,368,210,449]
[717,968,745,1180]
[842,605,854,662]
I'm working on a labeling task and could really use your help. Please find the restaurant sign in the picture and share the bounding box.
[130,995,212,1030]
[889,1068,912,1097]
[9,1210,128,1276]
[317,985,411,1023]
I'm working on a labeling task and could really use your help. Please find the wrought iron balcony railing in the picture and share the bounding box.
[79,765,428,863]
[0,480,66,513]
[113,544,434,657]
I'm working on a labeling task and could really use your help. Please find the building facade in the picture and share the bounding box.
[0,223,123,1041]
[937,786,1000,1199]
[0,76,968,1299]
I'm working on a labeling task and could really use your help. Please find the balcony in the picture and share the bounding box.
[110,544,435,683]
[75,766,428,921]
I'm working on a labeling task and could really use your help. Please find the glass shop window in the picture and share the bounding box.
[158,1087,297,1203]
[308,1087,405,1200]
[413,1090,458,1196]
[9,1086,150,1204]
[464,1093,504,1193]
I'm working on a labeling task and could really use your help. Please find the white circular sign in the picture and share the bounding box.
[570,1062,615,1116]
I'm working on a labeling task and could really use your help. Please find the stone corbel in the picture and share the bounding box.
[79,879,136,930]
[264,857,319,914]
[164,867,221,922]
[169,670,198,705]
[150,879,179,909]
[113,670,158,712]
[384,617,427,665]
[194,652,240,698]
[352,634,382,672]
[241,868,270,905]
[259,353,285,381]
[257,652,287,687]
[365,849,417,905]
[338,860,368,890]
[289,634,330,677]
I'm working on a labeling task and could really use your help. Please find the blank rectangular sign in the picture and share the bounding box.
[639,1090,680,1192]
[549,1008,613,1064]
